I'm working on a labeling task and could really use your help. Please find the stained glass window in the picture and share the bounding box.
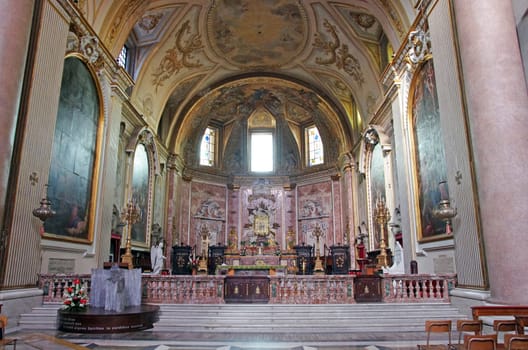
[117,46,128,69]
[307,126,323,166]
[200,127,216,166]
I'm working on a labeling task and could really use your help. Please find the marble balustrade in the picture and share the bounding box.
[38,273,456,304]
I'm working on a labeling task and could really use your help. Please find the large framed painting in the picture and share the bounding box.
[409,59,450,241]
[130,143,150,246]
[44,56,102,243]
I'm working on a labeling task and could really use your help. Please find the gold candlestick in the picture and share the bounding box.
[121,199,141,269]
[375,196,391,268]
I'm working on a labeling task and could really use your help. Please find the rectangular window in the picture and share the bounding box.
[307,126,324,166]
[251,132,273,172]
[200,127,216,166]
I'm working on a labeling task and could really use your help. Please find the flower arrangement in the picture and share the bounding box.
[189,254,199,270]
[62,278,88,311]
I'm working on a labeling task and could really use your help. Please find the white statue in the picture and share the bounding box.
[383,241,405,275]
[150,241,166,274]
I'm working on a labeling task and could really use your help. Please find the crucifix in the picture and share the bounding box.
[198,225,210,274]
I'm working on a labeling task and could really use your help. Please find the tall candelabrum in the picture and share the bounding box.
[121,199,141,269]
[32,184,56,223]
[311,224,325,274]
[374,196,391,268]
[432,181,457,234]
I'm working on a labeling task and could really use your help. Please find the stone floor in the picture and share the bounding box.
[3,330,439,350]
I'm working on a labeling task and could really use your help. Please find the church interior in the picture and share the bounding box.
[1,0,528,349]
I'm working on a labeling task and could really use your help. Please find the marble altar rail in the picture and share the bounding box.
[382,274,456,303]
[38,273,456,304]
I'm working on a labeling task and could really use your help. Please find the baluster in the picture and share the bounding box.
[424,279,431,299]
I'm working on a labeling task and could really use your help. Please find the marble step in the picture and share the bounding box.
[17,302,467,333]
[152,303,466,333]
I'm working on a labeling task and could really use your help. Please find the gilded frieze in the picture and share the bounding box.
[104,0,145,48]
[151,20,203,91]
[313,19,365,87]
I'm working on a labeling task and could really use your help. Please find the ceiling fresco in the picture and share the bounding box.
[207,0,308,67]
[79,0,415,159]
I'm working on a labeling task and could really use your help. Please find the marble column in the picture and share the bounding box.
[453,0,528,304]
[0,1,34,230]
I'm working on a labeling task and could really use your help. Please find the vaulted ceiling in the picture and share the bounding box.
[79,0,416,166]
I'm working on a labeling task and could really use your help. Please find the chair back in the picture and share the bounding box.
[457,319,483,344]
[426,320,452,333]
[505,334,528,350]
[424,320,452,348]
[465,334,497,350]
[494,320,518,332]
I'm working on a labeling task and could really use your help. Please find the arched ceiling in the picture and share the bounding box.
[79,0,415,157]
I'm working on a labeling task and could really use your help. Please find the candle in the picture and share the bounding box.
[438,181,449,201]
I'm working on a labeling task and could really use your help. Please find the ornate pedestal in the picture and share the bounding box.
[354,275,382,302]
[224,276,270,303]
[57,305,160,333]
[172,245,192,275]
[330,245,350,275]
[294,244,313,275]
[208,245,226,275]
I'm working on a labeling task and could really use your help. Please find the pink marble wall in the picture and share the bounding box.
[179,181,191,245]
[332,178,343,244]
[227,188,240,248]
[190,182,227,252]
[177,178,343,253]
[297,181,334,248]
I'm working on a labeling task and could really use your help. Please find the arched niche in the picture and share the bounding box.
[125,129,159,249]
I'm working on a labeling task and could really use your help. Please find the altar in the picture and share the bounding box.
[239,255,280,266]
[216,264,286,276]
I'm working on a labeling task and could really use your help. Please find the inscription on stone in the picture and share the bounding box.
[433,255,454,274]
[48,258,75,274]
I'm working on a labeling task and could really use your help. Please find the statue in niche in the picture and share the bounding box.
[227,228,238,252]
[284,150,298,172]
[287,227,296,251]
[225,151,242,171]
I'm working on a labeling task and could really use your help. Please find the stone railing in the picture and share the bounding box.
[381,273,457,303]
[269,275,354,304]
[38,273,92,303]
[38,273,456,304]
[142,275,225,304]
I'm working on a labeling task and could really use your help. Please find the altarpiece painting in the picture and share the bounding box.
[44,56,100,243]
[410,59,449,241]
[130,143,150,246]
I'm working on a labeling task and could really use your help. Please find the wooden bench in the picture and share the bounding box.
[472,306,528,334]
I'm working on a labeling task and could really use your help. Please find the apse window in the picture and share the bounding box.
[306,126,324,166]
[200,127,217,166]
[117,46,128,69]
[251,132,273,172]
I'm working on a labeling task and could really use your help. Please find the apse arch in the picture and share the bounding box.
[167,73,354,171]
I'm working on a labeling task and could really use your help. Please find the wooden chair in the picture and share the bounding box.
[0,315,17,349]
[418,320,452,349]
[504,334,528,350]
[452,320,482,350]
[464,334,497,350]
[515,316,528,335]
[494,319,518,345]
